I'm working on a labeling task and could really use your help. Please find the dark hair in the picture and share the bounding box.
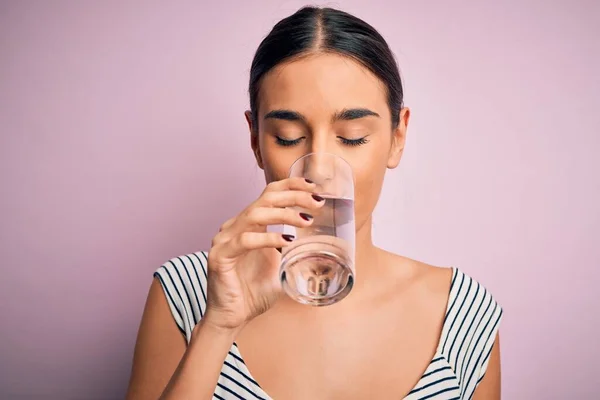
[249,6,403,130]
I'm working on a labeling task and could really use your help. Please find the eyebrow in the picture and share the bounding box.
[264,110,306,123]
[332,108,380,122]
[263,108,380,123]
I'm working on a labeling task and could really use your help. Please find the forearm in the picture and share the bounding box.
[159,318,238,400]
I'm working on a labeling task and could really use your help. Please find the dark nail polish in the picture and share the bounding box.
[312,194,324,202]
[305,178,314,184]
[282,234,295,242]
[300,212,313,221]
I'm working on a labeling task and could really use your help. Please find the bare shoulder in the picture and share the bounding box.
[382,249,452,287]
[377,249,454,308]
[126,278,186,400]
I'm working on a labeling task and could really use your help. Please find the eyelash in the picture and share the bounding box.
[275,136,303,147]
[275,136,369,147]
[340,137,369,146]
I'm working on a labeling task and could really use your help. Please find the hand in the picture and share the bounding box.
[203,177,325,332]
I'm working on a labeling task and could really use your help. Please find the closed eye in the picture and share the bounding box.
[275,136,304,147]
[339,136,369,146]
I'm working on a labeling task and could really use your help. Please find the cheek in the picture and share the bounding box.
[352,159,387,217]
[259,139,297,183]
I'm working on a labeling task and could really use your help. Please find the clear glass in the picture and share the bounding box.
[280,152,355,306]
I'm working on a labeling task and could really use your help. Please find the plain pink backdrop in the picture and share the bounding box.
[1,1,598,399]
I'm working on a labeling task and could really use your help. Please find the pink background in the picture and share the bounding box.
[1,1,598,399]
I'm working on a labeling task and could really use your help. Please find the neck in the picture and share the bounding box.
[352,214,382,291]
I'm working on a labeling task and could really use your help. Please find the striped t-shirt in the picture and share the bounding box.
[154,252,503,400]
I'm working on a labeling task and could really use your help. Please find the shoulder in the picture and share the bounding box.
[445,268,503,330]
[153,251,209,343]
[381,253,453,308]
[408,261,504,397]
[441,268,504,396]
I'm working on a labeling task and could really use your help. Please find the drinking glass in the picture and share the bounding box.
[280,152,355,306]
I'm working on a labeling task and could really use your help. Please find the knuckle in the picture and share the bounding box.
[286,207,299,220]
[262,191,275,204]
[211,233,221,247]
[238,231,252,248]
[219,218,234,232]
[207,251,219,270]
[246,207,260,221]
[212,231,231,247]
[270,232,282,243]
[300,191,311,204]
[265,181,278,191]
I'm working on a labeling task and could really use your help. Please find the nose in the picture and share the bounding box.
[304,151,335,185]
[290,152,352,198]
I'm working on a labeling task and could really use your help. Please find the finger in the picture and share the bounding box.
[244,206,315,228]
[220,231,296,259]
[211,230,230,247]
[219,216,237,232]
[263,176,316,194]
[260,189,325,210]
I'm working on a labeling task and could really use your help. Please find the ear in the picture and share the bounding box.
[245,110,264,170]
[387,107,410,169]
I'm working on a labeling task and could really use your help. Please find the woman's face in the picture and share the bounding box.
[247,53,409,232]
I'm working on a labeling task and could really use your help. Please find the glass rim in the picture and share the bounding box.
[287,152,353,177]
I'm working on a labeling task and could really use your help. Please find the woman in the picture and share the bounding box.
[127,6,502,400]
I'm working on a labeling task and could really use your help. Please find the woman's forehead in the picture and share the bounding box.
[258,53,389,118]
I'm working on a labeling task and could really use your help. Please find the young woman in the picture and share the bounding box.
[127,6,503,400]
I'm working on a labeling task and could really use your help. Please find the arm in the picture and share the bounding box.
[472,333,501,400]
[126,278,237,400]
[127,178,319,399]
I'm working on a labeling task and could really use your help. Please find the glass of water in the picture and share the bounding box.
[280,152,355,306]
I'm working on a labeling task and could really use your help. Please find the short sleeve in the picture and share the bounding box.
[443,269,503,399]
[464,288,503,398]
[153,252,209,344]
[476,301,503,384]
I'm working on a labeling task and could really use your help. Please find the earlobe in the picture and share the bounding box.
[245,110,264,170]
[387,107,410,169]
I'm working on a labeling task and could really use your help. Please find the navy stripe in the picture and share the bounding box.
[448,282,480,363]
[465,309,501,394]
[224,360,260,387]
[442,275,472,355]
[476,309,503,388]
[420,365,452,379]
[197,251,209,278]
[167,260,198,325]
[214,394,225,400]
[184,254,207,305]
[458,291,493,384]
[462,303,500,397]
[443,271,464,326]
[161,265,195,330]
[221,372,266,400]
[177,256,203,320]
[153,271,186,335]
[430,356,445,364]
[454,284,486,380]
[418,386,460,400]
[229,350,246,365]
[461,299,497,388]
[216,382,245,400]
[443,269,461,323]
[409,376,456,394]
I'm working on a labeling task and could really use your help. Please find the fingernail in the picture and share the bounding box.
[282,234,295,242]
[300,212,313,221]
[312,194,324,202]
[305,178,314,184]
